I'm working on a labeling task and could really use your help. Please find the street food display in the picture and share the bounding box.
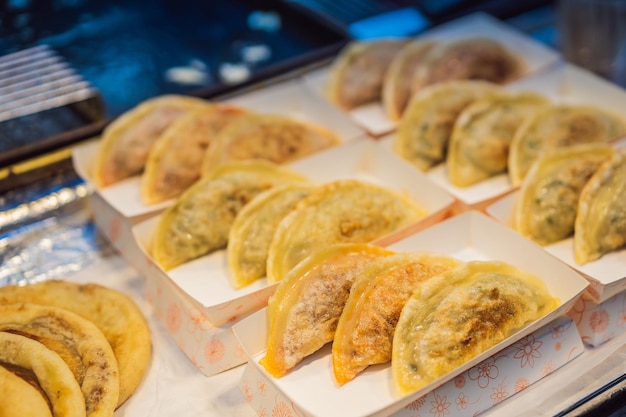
[8,11,626,417]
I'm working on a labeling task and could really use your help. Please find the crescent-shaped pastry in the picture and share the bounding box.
[227,183,316,289]
[201,113,341,175]
[0,303,119,417]
[151,160,308,270]
[93,94,211,187]
[410,37,525,97]
[508,104,626,185]
[260,243,396,377]
[141,103,247,205]
[394,80,499,171]
[575,147,626,264]
[332,252,461,385]
[447,92,549,187]
[266,179,427,284]
[325,39,408,110]
[0,364,53,417]
[514,143,614,246]
[0,280,151,406]
[0,331,86,417]
[382,39,437,121]
[392,260,558,395]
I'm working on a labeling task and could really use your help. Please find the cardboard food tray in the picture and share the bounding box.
[238,315,584,417]
[131,138,457,328]
[377,62,626,212]
[231,210,589,417]
[569,290,626,347]
[70,78,368,221]
[299,12,561,137]
[486,192,626,305]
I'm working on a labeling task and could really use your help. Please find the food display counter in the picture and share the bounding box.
[1,1,625,416]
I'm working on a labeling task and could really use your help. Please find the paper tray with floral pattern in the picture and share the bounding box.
[231,211,588,417]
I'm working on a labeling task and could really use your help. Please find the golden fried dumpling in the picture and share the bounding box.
[0,303,119,417]
[260,243,396,377]
[266,179,428,284]
[93,94,211,187]
[0,280,151,407]
[141,104,246,205]
[410,37,525,97]
[508,104,626,185]
[326,39,408,110]
[151,160,308,270]
[201,113,340,175]
[514,143,614,246]
[0,332,86,417]
[382,39,437,121]
[332,252,461,385]
[447,92,549,187]
[227,183,316,289]
[394,80,499,171]
[0,364,53,417]
[575,148,626,265]
[392,260,558,395]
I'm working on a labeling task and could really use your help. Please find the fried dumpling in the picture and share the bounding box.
[409,37,525,97]
[201,113,341,175]
[0,331,86,417]
[151,160,308,270]
[332,252,461,385]
[0,303,119,417]
[394,80,499,171]
[141,104,246,205]
[260,243,396,378]
[447,92,549,187]
[514,143,614,246]
[326,39,408,110]
[392,260,558,395]
[575,148,626,265]
[0,364,53,417]
[227,183,316,289]
[93,94,211,187]
[266,179,428,284]
[0,280,151,407]
[508,104,626,185]
[382,39,437,121]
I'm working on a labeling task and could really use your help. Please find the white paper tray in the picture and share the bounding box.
[232,210,589,417]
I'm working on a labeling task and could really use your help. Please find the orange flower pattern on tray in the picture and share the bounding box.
[204,339,226,364]
[272,400,294,417]
[429,393,451,417]
[590,309,610,333]
[490,382,509,405]
[513,334,542,368]
[514,377,530,393]
[468,357,499,388]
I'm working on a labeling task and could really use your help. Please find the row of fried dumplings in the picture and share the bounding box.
[325,37,525,121]
[259,243,559,394]
[514,144,626,265]
[92,95,341,205]
[149,159,428,289]
[0,280,152,417]
[325,38,626,189]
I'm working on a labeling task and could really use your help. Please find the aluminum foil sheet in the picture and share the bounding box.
[0,169,114,287]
